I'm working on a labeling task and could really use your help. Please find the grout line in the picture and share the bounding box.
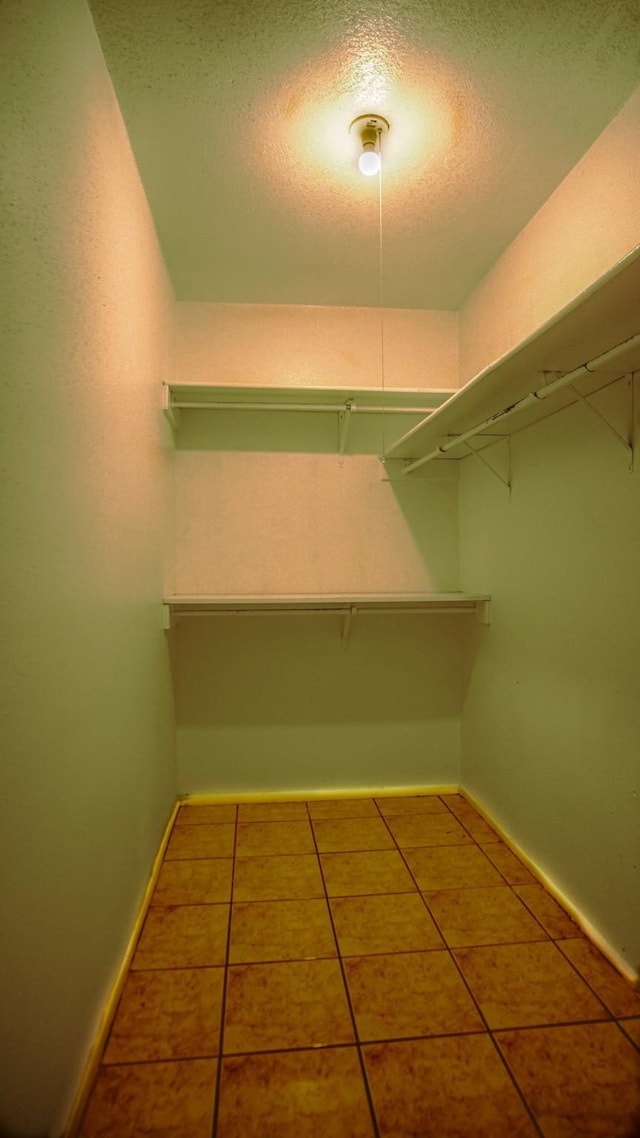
[210,803,238,1138]
[97,1012,626,1070]
[149,882,575,910]
[486,1031,544,1137]
[307,800,382,1138]
[506,886,575,942]
[101,1050,220,1067]
[376,806,544,1138]
[125,934,593,973]
[552,940,616,1021]
[492,1017,630,1036]
[615,1020,640,1051]
[221,1027,487,1057]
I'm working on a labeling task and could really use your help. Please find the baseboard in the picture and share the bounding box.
[462,789,639,988]
[63,800,179,1137]
[178,784,460,804]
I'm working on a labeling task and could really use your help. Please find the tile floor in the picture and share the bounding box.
[79,793,640,1137]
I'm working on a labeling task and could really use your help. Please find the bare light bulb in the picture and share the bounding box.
[350,115,389,178]
[358,147,381,176]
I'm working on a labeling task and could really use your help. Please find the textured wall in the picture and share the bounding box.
[174,302,458,391]
[0,2,176,1133]
[174,451,458,596]
[173,441,462,792]
[459,87,640,383]
[459,382,640,975]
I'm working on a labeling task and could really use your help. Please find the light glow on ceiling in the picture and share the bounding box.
[259,35,472,226]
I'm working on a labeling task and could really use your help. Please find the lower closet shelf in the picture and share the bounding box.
[162,592,492,641]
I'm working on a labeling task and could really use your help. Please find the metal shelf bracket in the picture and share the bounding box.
[162,383,181,431]
[569,375,634,471]
[342,605,356,649]
[338,401,355,455]
[463,436,511,494]
[476,599,491,625]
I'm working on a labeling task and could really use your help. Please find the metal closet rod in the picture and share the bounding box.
[171,400,437,415]
[173,606,476,618]
[400,330,640,475]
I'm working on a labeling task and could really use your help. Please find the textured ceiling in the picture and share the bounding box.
[89,0,640,309]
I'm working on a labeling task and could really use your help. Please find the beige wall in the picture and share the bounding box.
[176,613,466,794]
[459,87,640,384]
[173,437,463,790]
[0,2,176,1133]
[175,302,458,391]
[459,379,640,976]
[174,449,458,596]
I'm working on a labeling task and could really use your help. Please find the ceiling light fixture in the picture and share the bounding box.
[350,114,390,176]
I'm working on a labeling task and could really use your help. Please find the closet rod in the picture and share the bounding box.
[384,247,640,461]
[401,329,640,475]
[172,606,476,618]
[171,400,437,415]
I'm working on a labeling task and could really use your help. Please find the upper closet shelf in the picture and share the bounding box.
[386,252,640,474]
[162,592,491,643]
[163,383,455,454]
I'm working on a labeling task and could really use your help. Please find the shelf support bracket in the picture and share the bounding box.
[338,401,355,455]
[162,603,172,631]
[569,380,634,468]
[162,384,181,431]
[463,437,511,493]
[342,605,356,649]
[476,599,491,626]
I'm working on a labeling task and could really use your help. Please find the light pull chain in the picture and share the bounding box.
[378,142,387,465]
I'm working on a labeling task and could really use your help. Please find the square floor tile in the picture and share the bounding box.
[497,1022,640,1137]
[217,1047,374,1137]
[424,886,548,947]
[229,898,336,963]
[175,804,237,825]
[312,817,394,853]
[104,968,223,1063]
[233,853,324,901]
[237,801,308,822]
[404,844,504,890]
[235,820,315,857]
[166,824,235,860]
[224,958,354,1052]
[375,795,448,815]
[385,814,473,848]
[513,884,580,938]
[454,941,607,1029]
[479,843,537,885]
[308,798,379,819]
[131,905,229,969]
[320,850,416,897]
[345,950,484,1041]
[364,1035,537,1137]
[331,893,443,955]
[557,938,640,1017]
[151,859,233,906]
[80,1059,217,1138]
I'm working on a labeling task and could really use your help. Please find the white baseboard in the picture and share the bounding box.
[463,789,639,988]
